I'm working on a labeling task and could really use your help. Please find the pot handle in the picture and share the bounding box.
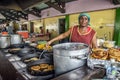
[70,55,87,60]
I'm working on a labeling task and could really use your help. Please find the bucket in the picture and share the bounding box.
[53,42,90,76]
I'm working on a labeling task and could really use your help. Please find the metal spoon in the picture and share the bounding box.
[39,49,47,59]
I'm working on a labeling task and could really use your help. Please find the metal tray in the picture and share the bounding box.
[87,53,120,71]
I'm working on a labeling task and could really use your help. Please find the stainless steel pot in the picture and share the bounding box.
[0,35,11,48]
[53,42,90,76]
[10,34,23,44]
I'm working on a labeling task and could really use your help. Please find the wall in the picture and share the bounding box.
[44,16,65,33]
[31,19,43,33]
[69,9,115,40]
[39,0,120,19]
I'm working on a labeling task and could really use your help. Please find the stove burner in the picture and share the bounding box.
[11,61,26,69]
[3,47,54,80]
[8,55,21,62]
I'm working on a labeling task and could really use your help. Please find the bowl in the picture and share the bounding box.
[103,41,115,48]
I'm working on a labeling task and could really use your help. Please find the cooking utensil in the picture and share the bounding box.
[10,34,23,45]
[8,48,21,54]
[21,54,39,63]
[0,35,11,48]
[17,48,36,57]
[10,44,24,48]
[39,49,47,59]
[27,59,54,76]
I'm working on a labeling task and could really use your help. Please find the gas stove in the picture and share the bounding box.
[4,48,54,80]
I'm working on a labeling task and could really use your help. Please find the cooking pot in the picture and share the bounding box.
[27,59,54,76]
[10,34,23,44]
[53,42,90,76]
[0,35,11,48]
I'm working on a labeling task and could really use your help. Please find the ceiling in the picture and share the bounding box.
[0,0,76,24]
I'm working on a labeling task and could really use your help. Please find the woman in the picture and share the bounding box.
[47,13,97,48]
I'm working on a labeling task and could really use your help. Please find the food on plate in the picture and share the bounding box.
[103,41,115,48]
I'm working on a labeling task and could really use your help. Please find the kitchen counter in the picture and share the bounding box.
[0,51,17,80]
[52,65,105,80]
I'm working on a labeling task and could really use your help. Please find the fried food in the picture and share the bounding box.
[37,44,52,51]
[108,48,120,61]
[24,57,38,62]
[30,64,54,72]
[92,48,104,52]
[90,48,120,62]
[91,48,108,60]
[103,41,115,48]
[43,65,54,72]
[31,65,40,71]
[9,48,21,52]
[108,48,120,56]
[40,64,49,69]
[48,65,54,71]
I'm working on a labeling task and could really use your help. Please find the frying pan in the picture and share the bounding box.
[27,59,54,76]
[10,44,24,48]
[21,54,39,63]
[17,48,36,57]
[42,53,53,62]
[8,48,21,54]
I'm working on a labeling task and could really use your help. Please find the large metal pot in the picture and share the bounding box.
[0,35,11,48]
[53,42,90,76]
[10,34,23,44]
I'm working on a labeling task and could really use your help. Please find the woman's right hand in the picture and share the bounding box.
[46,41,52,47]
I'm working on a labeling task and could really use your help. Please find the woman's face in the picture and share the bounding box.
[79,16,88,27]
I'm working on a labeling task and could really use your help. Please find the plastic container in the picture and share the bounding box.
[17,31,29,39]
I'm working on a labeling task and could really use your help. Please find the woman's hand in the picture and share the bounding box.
[46,41,52,47]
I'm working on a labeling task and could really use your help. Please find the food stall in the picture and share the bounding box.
[0,39,107,80]
[0,0,120,80]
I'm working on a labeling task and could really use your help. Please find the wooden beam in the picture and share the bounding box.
[25,9,41,17]
[45,1,65,13]
[0,1,22,11]
[16,0,49,10]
